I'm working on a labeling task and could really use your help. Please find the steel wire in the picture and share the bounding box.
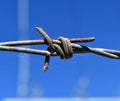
[0,27,120,71]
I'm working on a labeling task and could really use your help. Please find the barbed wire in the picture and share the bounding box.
[0,27,120,71]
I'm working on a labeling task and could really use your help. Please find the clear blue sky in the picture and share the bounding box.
[0,0,120,100]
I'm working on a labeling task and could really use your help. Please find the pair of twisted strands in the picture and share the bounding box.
[0,27,120,72]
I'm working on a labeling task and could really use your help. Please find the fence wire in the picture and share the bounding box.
[0,27,120,71]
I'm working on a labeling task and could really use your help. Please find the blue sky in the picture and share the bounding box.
[0,0,120,100]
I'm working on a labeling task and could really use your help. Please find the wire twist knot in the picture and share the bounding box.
[36,27,74,71]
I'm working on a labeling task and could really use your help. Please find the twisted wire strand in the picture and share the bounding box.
[0,27,120,71]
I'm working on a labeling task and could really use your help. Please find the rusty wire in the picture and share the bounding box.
[0,27,120,71]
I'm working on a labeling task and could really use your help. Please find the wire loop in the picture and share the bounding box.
[58,37,73,59]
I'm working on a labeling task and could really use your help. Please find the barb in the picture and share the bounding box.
[0,27,120,71]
